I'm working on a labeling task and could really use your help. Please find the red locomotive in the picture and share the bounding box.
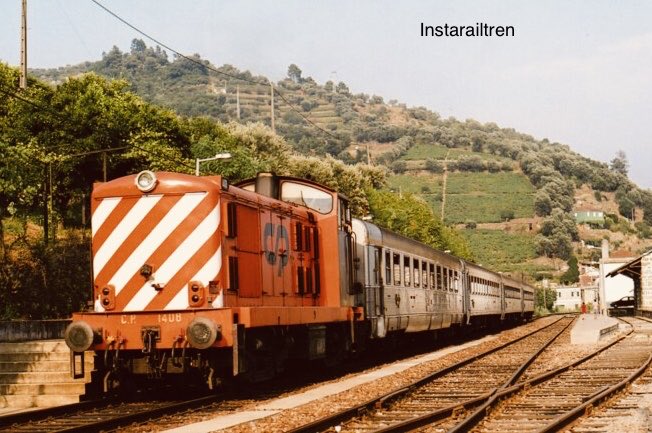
[64,170,534,391]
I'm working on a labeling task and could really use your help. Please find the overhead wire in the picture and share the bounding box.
[90,0,343,142]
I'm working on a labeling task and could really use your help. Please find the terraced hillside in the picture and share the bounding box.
[30,40,652,278]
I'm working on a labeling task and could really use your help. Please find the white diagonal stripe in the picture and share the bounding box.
[124,204,220,311]
[93,195,163,278]
[109,193,207,295]
[164,246,222,310]
[91,197,121,237]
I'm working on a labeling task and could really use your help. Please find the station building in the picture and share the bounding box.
[607,249,652,318]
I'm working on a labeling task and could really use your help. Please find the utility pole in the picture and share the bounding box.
[42,165,48,244]
[102,152,107,182]
[270,83,275,133]
[236,84,241,120]
[19,0,27,89]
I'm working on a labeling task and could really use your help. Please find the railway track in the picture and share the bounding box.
[551,316,652,433]
[0,393,225,433]
[287,315,576,433]
[442,316,652,433]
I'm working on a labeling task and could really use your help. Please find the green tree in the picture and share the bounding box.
[560,255,579,284]
[610,150,628,177]
[391,160,407,174]
[287,64,302,83]
[500,209,515,221]
[367,189,473,260]
[536,287,557,312]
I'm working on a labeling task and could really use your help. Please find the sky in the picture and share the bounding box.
[1,0,651,188]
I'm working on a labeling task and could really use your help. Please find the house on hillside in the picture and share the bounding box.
[573,209,605,226]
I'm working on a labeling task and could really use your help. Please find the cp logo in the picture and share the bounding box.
[264,223,290,276]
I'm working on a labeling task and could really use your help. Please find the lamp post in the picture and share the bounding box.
[195,153,232,176]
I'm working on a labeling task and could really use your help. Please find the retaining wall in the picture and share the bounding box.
[0,320,70,342]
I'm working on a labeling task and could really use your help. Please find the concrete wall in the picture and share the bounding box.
[641,254,652,309]
[0,320,70,342]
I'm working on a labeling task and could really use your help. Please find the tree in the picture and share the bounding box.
[130,38,147,53]
[287,64,302,83]
[391,160,407,174]
[610,150,628,177]
[425,158,444,173]
[536,287,557,311]
[336,81,350,94]
[500,209,515,221]
[560,255,579,284]
[366,189,473,260]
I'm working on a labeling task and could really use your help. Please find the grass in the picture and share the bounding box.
[387,174,443,195]
[402,144,513,163]
[388,172,535,223]
[444,194,534,224]
[446,172,535,194]
[462,229,538,272]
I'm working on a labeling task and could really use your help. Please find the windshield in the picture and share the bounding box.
[280,181,333,214]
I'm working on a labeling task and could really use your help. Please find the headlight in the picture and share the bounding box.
[186,317,222,349]
[64,321,96,352]
[135,170,158,193]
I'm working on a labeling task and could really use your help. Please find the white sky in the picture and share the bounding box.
[1,0,651,187]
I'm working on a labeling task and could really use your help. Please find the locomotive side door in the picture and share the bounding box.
[261,209,291,301]
[228,203,262,298]
[338,197,355,306]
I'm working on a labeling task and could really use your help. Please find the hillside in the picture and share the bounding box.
[31,40,652,279]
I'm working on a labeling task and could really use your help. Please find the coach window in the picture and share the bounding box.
[422,262,429,289]
[393,253,401,285]
[385,250,392,285]
[412,259,420,288]
[442,267,449,291]
[403,256,411,287]
[436,265,443,290]
[453,270,459,292]
[429,263,435,289]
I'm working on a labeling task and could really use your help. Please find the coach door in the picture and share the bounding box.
[462,267,471,324]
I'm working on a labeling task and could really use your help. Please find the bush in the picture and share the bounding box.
[391,160,407,174]
[0,231,91,319]
[500,209,515,221]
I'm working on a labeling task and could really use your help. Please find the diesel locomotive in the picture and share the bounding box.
[64,170,535,391]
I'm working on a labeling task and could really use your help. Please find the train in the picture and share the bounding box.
[64,170,535,391]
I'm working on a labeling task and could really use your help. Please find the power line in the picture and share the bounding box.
[90,0,342,143]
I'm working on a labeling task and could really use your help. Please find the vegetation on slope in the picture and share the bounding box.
[0,61,470,319]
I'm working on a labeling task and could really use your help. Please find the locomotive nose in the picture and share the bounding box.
[186,317,222,349]
[64,321,96,352]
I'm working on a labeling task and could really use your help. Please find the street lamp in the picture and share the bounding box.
[195,153,232,176]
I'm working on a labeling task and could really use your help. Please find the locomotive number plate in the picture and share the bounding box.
[158,313,182,323]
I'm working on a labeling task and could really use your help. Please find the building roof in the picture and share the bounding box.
[606,249,652,280]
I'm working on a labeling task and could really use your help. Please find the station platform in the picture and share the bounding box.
[570,314,620,344]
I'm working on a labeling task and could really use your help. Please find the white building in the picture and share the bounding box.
[554,286,582,312]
